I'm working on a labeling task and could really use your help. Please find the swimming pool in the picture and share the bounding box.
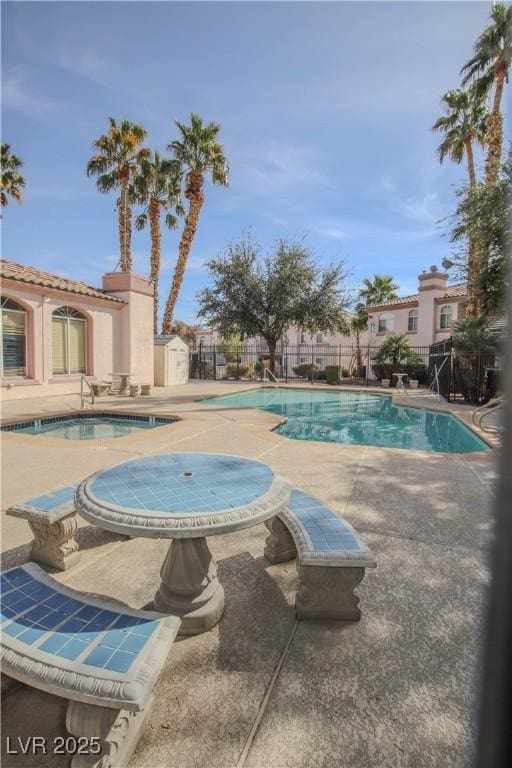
[203,389,489,454]
[1,413,177,440]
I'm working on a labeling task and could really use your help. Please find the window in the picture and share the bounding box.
[316,332,324,343]
[315,357,326,367]
[408,309,418,332]
[1,297,26,377]
[440,306,453,329]
[52,307,86,374]
[378,313,394,333]
[300,331,306,343]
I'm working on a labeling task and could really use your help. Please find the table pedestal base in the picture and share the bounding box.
[154,538,225,635]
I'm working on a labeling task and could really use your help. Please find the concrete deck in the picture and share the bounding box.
[1,382,498,767]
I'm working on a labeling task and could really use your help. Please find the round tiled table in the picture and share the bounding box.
[75,454,291,635]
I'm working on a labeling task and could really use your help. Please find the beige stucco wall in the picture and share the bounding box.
[1,270,154,401]
[102,272,154,386]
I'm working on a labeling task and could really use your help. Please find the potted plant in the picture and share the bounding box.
[409,379,419,389]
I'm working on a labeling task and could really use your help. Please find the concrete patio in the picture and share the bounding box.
[1,382,497,768]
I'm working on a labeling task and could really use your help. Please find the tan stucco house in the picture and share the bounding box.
[365,267,466,349]
[1,260,154,400]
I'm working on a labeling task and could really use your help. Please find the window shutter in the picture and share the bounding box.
[69,319,86,373]
[1,308,26,376]
[52,318,68,374]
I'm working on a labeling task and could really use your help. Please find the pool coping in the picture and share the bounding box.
[0,409,183,436]
[197,384,495,453]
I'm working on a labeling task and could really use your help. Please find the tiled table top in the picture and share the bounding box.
[77,453,291,539]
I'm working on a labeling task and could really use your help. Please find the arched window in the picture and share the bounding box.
[378,313,394,333]
[408,309,418,332]
[52,307,86,374]
[440,306,453,330]
[1,297,27,377]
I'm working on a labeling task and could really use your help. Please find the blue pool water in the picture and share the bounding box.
[1,413,176,440]
[203,389,489,454]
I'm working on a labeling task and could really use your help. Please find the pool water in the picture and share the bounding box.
[2,414,176,440]
[203,389,489,454]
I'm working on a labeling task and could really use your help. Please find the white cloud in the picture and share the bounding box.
[233,142,331,195]
[2,70,67,120]
[58,49,106,81]
[314,227,352,242]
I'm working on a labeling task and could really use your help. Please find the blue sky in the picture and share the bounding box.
[2,1,505,325]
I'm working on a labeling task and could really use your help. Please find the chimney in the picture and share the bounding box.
[417,265,448,293]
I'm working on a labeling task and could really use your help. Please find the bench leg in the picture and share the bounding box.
[264,517,297,564]
[296,565,365,621]
[66,696,154,768]
[28,512,80,571]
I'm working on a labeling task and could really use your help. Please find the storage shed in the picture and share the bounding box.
[154,335,189,386]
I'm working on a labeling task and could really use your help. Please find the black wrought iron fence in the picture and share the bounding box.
[189,343,431,386]
[189,340,503,403]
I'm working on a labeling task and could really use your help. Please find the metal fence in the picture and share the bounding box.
[189,340,503,403]
[189,343,431,386]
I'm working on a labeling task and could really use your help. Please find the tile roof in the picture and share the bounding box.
[1,260,125,303]
[365,283,467,311]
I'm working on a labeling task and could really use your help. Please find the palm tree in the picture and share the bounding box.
[1,144,26,208]
[132,152,184,334]
[359,275,399,307]
[432,87,488,316]
[350,312,368,375]
[162,113,228,334]
[374,333,422,384]
[87,118,149,271]
[432,87,488,187]
[461,3,512,184]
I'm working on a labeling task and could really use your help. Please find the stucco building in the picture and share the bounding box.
[196,266,468,355]
[1,260,154,400]
[365,267,466,349]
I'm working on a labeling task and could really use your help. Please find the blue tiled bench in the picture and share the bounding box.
[264,489,377,621]
[1,563,181,767]
[7,485,80,571]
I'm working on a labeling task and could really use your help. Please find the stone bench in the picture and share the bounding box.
[264,489,377,621]
[91,382,112,397]
[1,563,181,768]
[7,485,80,571]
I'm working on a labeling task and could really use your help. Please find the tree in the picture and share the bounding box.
[197,236,350,373]
[453,316,500,403]
[432,87,488,315]
[373,333,422,384]
[87,118,149,271]
[162,114,229,333]
[166,320,200,345]
[432,87,488,188]
[349,312,368,374]
[449,150,511,316]
[216,333,244,363]
[461,3,511,184]
[133,152,184,334]
[1,144,26,208]
[359,275,399,307]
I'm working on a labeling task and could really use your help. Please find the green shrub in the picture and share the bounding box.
[325,366,340,384]
[341,368,350,378]
[316,369,327,380]
[293,363,320,380]
[226,363,250,380]
[404,362,428,384]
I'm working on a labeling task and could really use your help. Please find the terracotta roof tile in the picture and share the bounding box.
[364,283,467,311]
[1,260,125,303]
